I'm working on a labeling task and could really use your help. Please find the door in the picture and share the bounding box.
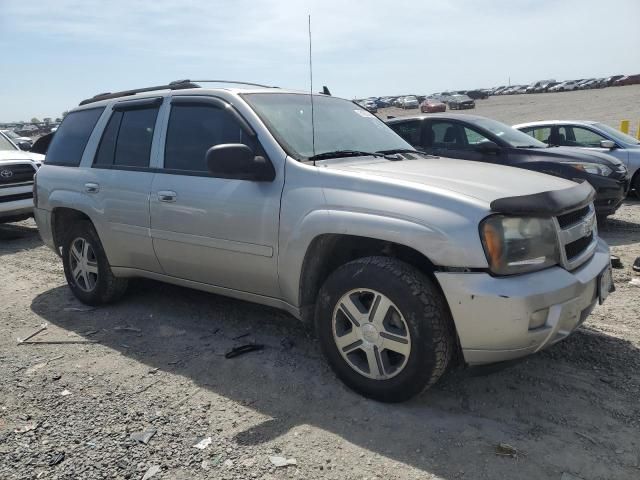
[149,96,283,297]
[422,120,493,162]
[88,98,163,272]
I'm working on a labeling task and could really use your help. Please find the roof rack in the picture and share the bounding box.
[78,79,277,106]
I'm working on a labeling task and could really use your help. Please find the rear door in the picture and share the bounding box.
[149,96,283,297]
[87,98,163,272]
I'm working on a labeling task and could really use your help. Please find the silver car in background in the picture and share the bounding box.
[514,120,640,195]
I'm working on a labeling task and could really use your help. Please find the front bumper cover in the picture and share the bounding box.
[435,238,610,365]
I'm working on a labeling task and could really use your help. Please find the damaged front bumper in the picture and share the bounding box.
[435,238,611,365]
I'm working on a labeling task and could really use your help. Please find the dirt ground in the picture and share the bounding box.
[378,84,640,132]
[1,86,640,479]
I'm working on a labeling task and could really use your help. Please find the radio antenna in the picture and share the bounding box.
[308,14,316,164]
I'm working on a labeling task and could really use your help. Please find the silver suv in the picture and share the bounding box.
[34,80,613,402]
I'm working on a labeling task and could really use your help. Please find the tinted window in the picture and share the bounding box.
[45,108,104,166]
[94,111,123,166]
[164,105,255,172]
[390,121,421,145]
[114,108,158,167]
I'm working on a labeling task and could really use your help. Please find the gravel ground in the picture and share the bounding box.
[0,202,638,480]
[378,84,640,132]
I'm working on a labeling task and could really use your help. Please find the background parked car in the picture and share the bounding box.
[465,89,488,100]
[386,114,628,217]
[549,80,581,92]
[515,120,640,197]
[420,98,446,113]
[447,94,475,110]
[398,96,419,109]
[0,130,33,150]
[614,74,640,86]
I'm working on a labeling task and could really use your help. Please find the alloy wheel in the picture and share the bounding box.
[69,237,99,292]
[332,288,411,380]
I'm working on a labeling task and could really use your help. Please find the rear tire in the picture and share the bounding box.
[315,256,454,402]
[62,221,128,305]
[632,172,640,199]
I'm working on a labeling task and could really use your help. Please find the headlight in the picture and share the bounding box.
[565,162,612,176]
[480,216,559,275]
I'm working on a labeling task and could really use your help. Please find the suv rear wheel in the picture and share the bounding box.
[315,256,454,402]
[62,221,128,305]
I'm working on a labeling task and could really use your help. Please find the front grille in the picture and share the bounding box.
[0,163,36,186]
[565,232,593,260]
[557,205,590,228]
[0,192,33,203]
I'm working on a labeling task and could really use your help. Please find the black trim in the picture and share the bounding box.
[79,80,198,106]
[113,97,163,111]
[170,96,256,137]
[91,164,256,179]
[490,180,595,216]
[0,192,33,203]
[0,181,33,189]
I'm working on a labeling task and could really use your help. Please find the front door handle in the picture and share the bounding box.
[84,182,100,193]
[157,190,177,202]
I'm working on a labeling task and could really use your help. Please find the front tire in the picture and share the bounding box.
[315,256,454,402]
[62,221,128,305]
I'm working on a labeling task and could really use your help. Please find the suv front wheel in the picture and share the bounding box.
[62,221,128,305]
[315,256,454,402]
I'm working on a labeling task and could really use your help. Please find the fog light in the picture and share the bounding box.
[529,308,549,330]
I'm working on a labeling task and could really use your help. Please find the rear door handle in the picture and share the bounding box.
[84,182,100,193]
[157,190,177,202]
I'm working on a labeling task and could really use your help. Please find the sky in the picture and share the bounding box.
[1,0,639,122]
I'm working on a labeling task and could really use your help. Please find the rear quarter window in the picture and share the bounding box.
[45,107,104,166]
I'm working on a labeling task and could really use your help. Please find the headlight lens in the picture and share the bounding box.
[480,216,559,275]
[565,162,612,176]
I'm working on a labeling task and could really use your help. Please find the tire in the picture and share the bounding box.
[62,221,128,305]
[315,256,455,402]
[632,172,640,199]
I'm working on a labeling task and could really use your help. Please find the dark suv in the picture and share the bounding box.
[387,114,628,217]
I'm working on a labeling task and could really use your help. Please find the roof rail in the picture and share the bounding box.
[78,79,277,106]
[79,80,199,106]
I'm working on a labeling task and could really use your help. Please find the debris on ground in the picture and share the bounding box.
[610,255,623,269]
[633,256,640,273]
[14,423,37,434]
[130,427,157,445]
[17,323,47,344]
[495,443,523,458]
[225,344,264,359]
[269,455,298,467]
[48,452,65,466]
[60,389,72,396]
[193,437,212,449]
[223,459,234,468]
[113,325,142,333]
[629,277,640,287]
[63,306,95,312]
[142,465,161,480]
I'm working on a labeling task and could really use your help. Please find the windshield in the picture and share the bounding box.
[474,118,548,148]
[3,130,19,140]
[594,122,640,145]
[0,133,18,151]
[243,93,412,160]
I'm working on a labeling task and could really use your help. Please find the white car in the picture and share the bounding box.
[399,96,419,109]
[0,132,44,223]
[548,80,581,92]
[514,120,640,195]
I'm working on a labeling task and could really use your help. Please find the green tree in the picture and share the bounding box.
[30,117,40,123]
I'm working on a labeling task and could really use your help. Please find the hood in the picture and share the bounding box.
[323,156,576,205]
[0,149,45,163]
[519,146,625,167]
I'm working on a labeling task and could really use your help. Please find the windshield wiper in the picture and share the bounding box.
[516,145,543,149]
[375,148,420,155]
[308,150,381,161]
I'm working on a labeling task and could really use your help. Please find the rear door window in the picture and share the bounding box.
[45,108,104,166]
[389,121,421,146]
[93,106,159,168]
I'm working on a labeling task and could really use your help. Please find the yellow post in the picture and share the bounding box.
[620,120,630,134]
[637,121,640,141]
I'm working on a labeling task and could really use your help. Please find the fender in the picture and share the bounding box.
[277,208,480,308]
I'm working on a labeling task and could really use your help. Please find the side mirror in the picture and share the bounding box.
[17,140,31,151]
[205,144,275,182]
[600,140,616,149]
[476,140,500,154]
